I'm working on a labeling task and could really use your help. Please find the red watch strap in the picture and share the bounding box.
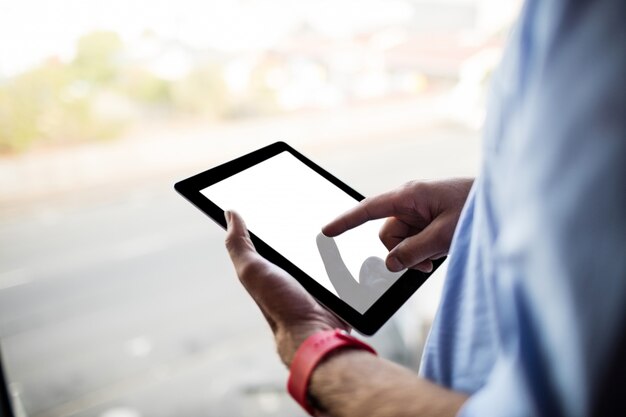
[287,329,377,415]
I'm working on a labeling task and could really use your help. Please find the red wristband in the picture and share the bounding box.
[287,329,377,415]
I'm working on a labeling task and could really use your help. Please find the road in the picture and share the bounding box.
[0,125,479,417]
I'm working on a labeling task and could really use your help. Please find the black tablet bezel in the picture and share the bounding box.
[0,348,14,417]
[174,141,443,335]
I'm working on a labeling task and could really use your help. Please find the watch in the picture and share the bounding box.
[287,329,377,415]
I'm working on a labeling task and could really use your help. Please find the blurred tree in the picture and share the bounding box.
[0,59,70,152]
[0,32,129,152]
[123,69,171,104]
[171,64,229,117]
[247,58,279,115]
[0,29,284,153]
[72,31,124,84]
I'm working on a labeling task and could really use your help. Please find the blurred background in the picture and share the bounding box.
[0,1,520,416]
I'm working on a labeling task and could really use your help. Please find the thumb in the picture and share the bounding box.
[224,210,258,272]
[223,210,279,332]
[385,216,448,273]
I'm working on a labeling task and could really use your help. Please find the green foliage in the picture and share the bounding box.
[0,30,277,153]
[170,64,229,116]
[0,31,129,152]
[0,60,71,152]
[119,69,172,105]
[73,31,124,84]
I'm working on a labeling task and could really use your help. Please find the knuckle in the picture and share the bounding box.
[395,240,424,267]
[360,196,372,207]
[410,181,426,195]
[378,229,395,248]
[401,180,413,190]
[378,227,389,241]
[393,244,412,264]
[238,258,266,280]
[397,181,424,211]
[224,234,239,251]
[402,180,419,192]
[225,233,251,252]
[430,222,449,248]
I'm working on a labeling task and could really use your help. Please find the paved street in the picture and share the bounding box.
[0,119,479,417]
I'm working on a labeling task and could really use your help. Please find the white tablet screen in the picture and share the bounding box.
[201,151,404,313]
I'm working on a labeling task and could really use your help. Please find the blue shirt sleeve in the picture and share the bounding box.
[459,1,626,416]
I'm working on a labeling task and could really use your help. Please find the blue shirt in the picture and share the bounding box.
[420,1,626,416]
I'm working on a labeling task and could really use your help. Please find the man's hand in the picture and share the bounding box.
[323,178,474,273]
[224,190,470,417]
[224,210,348,367]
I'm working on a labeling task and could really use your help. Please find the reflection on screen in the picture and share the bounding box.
[201,151,404,313]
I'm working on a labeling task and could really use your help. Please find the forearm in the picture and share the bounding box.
[309,350,468,417]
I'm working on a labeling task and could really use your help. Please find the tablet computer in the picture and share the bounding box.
[175,142,443,335]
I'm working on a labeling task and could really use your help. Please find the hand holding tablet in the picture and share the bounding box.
[223,209,347,366]
[175,142,446,335]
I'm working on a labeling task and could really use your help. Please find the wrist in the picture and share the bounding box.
[307,348,373,414]
[277,323,334,367]
[287,329,377,415]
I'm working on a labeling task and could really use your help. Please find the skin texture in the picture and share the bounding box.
[323,178,474,273]
[309,350,468,417]
[225,209,347,366]
[223,178,473,416]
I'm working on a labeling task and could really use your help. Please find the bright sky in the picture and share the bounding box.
[0,0,415,76]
